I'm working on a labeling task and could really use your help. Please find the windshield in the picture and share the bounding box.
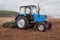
[32,7,37,14]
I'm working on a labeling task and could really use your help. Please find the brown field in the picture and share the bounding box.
[0,17,60,40]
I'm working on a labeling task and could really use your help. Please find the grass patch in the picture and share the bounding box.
[0,10,18,15]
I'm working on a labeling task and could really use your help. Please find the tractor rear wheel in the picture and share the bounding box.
[36,23,46,32]
[16,16,29,29]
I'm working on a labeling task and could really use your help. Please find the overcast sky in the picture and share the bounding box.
[0,0,60,18]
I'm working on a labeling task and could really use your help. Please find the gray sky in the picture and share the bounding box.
[0,0,60,18]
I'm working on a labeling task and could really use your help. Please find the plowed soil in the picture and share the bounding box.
[0,17,60,40]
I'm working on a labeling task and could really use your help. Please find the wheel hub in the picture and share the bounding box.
[17,19,25,28]
[38,25,44,31]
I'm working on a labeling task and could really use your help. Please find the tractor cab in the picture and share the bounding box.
[20,5,37,16]
[18,5,46,22]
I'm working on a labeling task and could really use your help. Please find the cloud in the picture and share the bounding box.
[0,0,60,18]
[0,0,4,5]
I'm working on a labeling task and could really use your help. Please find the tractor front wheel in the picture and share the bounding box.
[36,23,46,32]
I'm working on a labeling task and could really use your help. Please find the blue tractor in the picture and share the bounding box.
[15,5,52,32]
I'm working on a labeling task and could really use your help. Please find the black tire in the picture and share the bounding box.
[45,22,52,29]
[28,24,34,28]
[16,16,29,29]
[36,23,46,32]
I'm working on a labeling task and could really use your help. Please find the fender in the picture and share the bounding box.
[15,13,26,20]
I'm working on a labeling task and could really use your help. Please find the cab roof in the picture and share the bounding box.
[20,5,36,8]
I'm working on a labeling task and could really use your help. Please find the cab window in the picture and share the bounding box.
[26,8,30,14]
[20,8,25,14]
[32,7,37,14]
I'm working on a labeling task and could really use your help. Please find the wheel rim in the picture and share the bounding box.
[38,25,44,31]
[17,19,25,28]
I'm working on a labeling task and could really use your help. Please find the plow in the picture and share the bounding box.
[2,20,17,28]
